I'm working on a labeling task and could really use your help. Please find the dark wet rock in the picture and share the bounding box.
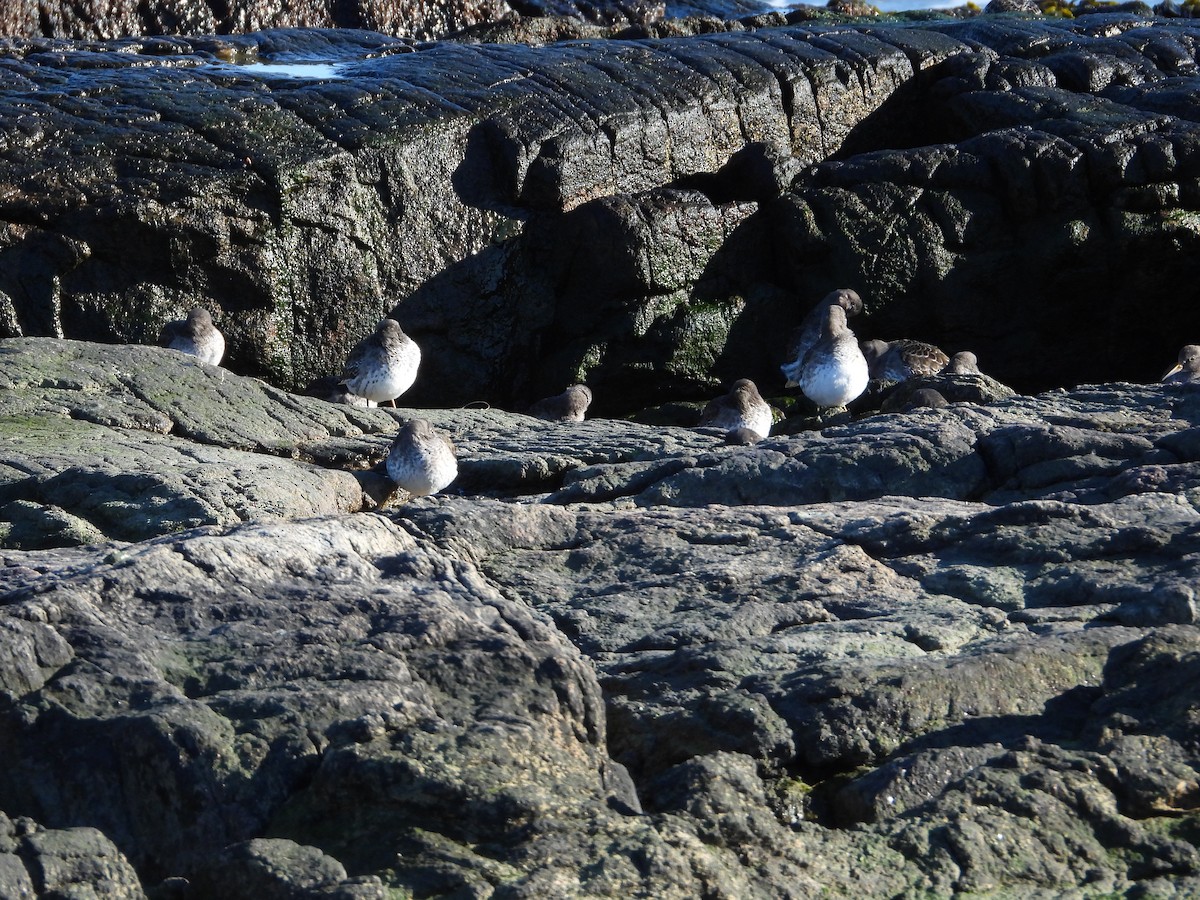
[985,0,1041,12]
[878,370,1017,410]
[449,14,619,43]
[896,386,950,409]
[0,812,143,898]
[509,0,666,25]
[4,18,1200,413]
[0,0,515,42]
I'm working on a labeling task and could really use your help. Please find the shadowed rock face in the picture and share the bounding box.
[2,17,1200,413]
[3,340,1200,896]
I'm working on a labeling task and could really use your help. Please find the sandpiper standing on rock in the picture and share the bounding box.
[339,318,421,408]
[860,338,949,383]
[798,305,869,409]
[387,419,458,497]
[529,384,593,422]
[699,378,773,438]
[781,288,863,388]
[1162,345,1200,384]
[160,306,225,366]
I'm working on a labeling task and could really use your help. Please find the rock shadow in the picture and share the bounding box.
[434,133,802,415]
[429,45,1200,412]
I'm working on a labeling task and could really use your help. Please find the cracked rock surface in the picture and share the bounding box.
[2,339,1200,896]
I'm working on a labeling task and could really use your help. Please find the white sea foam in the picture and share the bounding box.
[230,62,345,79]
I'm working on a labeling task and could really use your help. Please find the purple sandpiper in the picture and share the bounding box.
[902,388,949,410]
[799,305,869,409]
[781,288,863,388]
[860,338,950,383]
[160,306,225,366]
[944,351,981,375]
[339,318,421,407]
[386,419,457,497]
[529,384,593,422]
[1163,345,1200,384]
[724,426,764,445]
[699,378,773,437]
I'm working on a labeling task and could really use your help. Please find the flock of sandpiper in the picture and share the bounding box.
[157,294,1200,500]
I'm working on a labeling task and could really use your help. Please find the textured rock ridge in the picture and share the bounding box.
[5,336,1197,546]
[0,513,651,895]
[2,340,1200,895]
[2,18,1200,411]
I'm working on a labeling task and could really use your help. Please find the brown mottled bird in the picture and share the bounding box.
[339,318,420,407]
[160,306,225,366]
[386,419,457,497]
[528,384,593,422]
[780,288,863,388]
[699,379,773,438]
[1162,345,1200,384]
[860,338,950,383]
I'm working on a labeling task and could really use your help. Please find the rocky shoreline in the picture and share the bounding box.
[3,5,1200,897]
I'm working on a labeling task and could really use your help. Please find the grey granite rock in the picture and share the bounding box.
[191,838,386,899]
[0,338,383,544]
[877,371,1015,410]
[0,513,668,896]
[2,340,1200,894]
[401,491,1200,893]
[0,337,733,546]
